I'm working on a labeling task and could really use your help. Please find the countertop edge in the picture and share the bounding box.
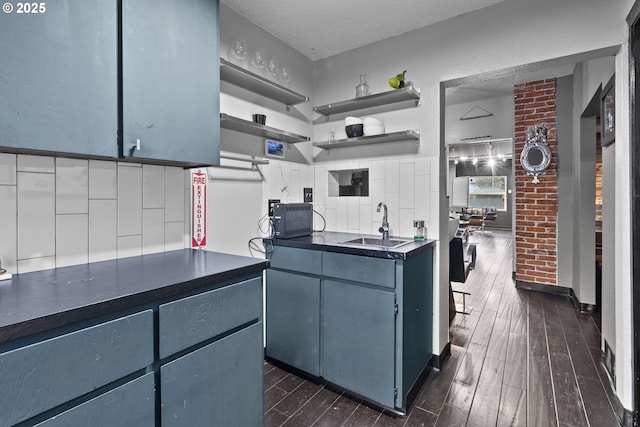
[267,233,436,260]
[0,256,269,346]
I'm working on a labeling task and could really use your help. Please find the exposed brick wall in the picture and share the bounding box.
[514,79,558,286]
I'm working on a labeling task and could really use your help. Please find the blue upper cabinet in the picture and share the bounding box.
[0,1,118,158]
[0,0,220,167]
[122,0,220,166]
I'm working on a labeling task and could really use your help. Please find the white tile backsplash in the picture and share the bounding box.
[5,156,188,274]
[165,167,185,222]
[0,185,17,274]
[89,160,117,199]
[347,197,360,231]
[89,199,118,263]
[0,153,17,185]
[17,172,55,260]
[385,160,400,193]
[143,208,165,255]
[17,155,55,173]
[371,160,386,181]
[18,256,55,274]
[118,165,143,236]
[56,158,88,214]
[165,222,185,251]
[56,214,88,267]
[399,161,415,209]
[399,209,415,238]
[118,235,142,259]
[143,164,165,209]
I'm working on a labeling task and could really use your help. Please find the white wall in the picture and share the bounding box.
[311,0,633,402]
[445,95,514,145]
[0,153,188,275]
[555,75,575,289]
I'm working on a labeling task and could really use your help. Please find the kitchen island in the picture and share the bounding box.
[0,249,268,427]
[264,232,435,415]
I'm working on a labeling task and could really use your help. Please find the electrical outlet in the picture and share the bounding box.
[304,188,313,203]
[268,199,280,217]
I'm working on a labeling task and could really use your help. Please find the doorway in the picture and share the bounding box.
[627,2,640,423]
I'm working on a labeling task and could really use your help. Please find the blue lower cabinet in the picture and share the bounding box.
[161,322,263,427]
[0,310,154,427]
[35,374,155,427]
[321,279,396,408]
[266,269,320,376]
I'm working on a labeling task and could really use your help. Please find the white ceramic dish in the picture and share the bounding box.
[363,117,383,126]
[345,116,363,126]
[363,125,385,136]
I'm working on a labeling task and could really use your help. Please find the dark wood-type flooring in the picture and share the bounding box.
[263,229,620,426]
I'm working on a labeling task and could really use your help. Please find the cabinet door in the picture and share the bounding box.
[161,322,263,427]
[266,269,320,376]
[122,0,220,165]
[322,280,396,408]
[35,374,155,427]
[0,1,117,157]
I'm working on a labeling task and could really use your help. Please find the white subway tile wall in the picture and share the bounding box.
[0,154,187,274]
[313,157,437,240]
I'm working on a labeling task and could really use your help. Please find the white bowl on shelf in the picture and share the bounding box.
[344,116,363,126]
[363,125,385,136]
[363,117,383,127]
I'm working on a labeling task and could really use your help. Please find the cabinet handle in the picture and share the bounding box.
[128,139,141,157]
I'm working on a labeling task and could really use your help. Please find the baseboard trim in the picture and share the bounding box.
[432,342,451,369]
[514,280,599,314]
[515,280,572,296]
[568,289,597,313]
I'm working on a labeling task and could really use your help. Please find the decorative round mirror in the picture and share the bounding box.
[520,124,552,183]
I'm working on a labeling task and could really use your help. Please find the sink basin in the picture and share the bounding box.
[341,237,413,249]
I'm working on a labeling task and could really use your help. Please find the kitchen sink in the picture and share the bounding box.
[340,237,413,249]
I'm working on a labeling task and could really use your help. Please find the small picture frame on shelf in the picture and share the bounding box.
[601,74,615,147]
[265,139,285,158]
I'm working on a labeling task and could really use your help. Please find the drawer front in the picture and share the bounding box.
[0,310,154,427]
[322,252,395,288]
[269,246,322,275]
[161,322,263,427]
[159,276,262,358]
[35,373,155,427]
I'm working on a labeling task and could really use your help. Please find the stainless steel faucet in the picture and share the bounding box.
[376,202,389,240]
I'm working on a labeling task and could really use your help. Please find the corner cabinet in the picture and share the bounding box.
[266,244,434,414]
[312,86,421,151]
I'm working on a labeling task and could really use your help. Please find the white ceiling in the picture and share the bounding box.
[221,0,507,61]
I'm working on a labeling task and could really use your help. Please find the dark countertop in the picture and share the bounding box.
[0,249,268,345]
[265,231,435,260]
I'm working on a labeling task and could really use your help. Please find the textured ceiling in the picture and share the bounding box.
[221,0,506,61]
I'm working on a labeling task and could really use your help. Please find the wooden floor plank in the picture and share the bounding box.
[496,384,526,427]
[576,375,620,427]
[466,356,505,426]
[502,333,527,390]
[413,345,465,414]
[434,404,469,426]
[528,353,557,427]
[444,343,487,412]
[485,317,510,361]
